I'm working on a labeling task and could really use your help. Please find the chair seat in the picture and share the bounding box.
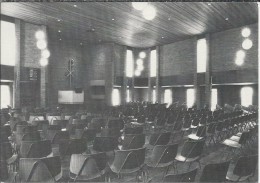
[187,134,204,140]
[229,136,240,142]
[70,171,102,181]
[109,162,144,174]
[226,170,253,182]
[175,153,200,162]
[146,159,173,168]
[221,139,241,148]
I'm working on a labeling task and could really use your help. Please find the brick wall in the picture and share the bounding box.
[159,38,196,76]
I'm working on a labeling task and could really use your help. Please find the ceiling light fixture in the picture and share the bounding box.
[242,39,253,50]
[207,3,211,6]
[225,17,229,21]
[57,19,61,22]
[40,58,49,67]
[112,18,115,21]
[139,52,146,59]
[42,49,51,59]
[142,5,156,20]
[168,17,171,20]
[35,30,45,40]
[73,4,77,7]
[59,38,62,41]
[241,27,251,38]
[161,36,164,39]
[58,30,61,33]
[36,40,47,50]
[132,2,148,11]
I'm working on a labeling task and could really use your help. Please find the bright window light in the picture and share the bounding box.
[0,85,11,109]
[126,50,134,77]
[126,89,130,103]
[241,27,251,38]
[152,89,156,104]
[241,87,253,107]
[1,21,16,66]
[197,38,207,73]
[242,39,253,50]
[211,89,218,111]
[164,89,172,107]
[112,88,120,106]
[187,88,195,108]
[150,49,157,77]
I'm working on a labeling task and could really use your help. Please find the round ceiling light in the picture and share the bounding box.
[35,30,45,40]
[132,2,148,11]
[139,51,146,58]
[241,27,251,38]
[135,70,141,76]
[236,50,245,59]
[235,57,244,66]
[142,5,156,20]
[136,59,143,66]
[242,39,253,50]
[41,49,51,58]
[40,58,48,67]
[36,40,47,50]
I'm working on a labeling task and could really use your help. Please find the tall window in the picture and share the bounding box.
[150,49,157,77]
[164,89,172,107]
[211,89,218,111]
[126,89,131,103]
[241,87,253,107]
[112,88,120,106]
[126,50,134,77]
[1,20,16,66]
[197,38,207,73]
[152,89,156,104]
[186,88,195,108]
[0,84,11,109]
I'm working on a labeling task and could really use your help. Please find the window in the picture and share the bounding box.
[1,20,16,66]
[1,84,11,109]
[186,88,195,108]
[164,89,172,107]
[197,38,207,73]
[211,89,218,111]
[150,49,157,77]
[241,87,253,107]
[126,50,134,77]
[126,89,130,103]
[152,89,156,104]
[112,88,120,106]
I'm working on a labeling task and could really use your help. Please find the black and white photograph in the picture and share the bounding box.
[0,1,258,182]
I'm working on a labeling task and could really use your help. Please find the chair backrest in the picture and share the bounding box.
[233,155,258,178]
[199,161,230,182]
[195,126,206,138]
[47,116,61,124]
[19,156,62,182]
[76,128,96,142]
[31,120,49,132]
[22,132,41,141]
[52,131,69,144]
[20,140,52,158]
[29,116,45,123]
[69,154,101,181]
[124,127,143,135]
[149,132,171,146]
[0,142,13,160]
[122,134,145,150]
[52,120,69,129]
[46,125,61,141]
[63,139,87,156]
[111,147,146,173]
[181,139,205,159]
[100,127,121,138]
[93,136,118,152]
[150,144,178,167]
[163,168,198,182]
[107,119,124,130]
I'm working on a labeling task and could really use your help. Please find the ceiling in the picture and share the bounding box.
[1,2,258,48]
